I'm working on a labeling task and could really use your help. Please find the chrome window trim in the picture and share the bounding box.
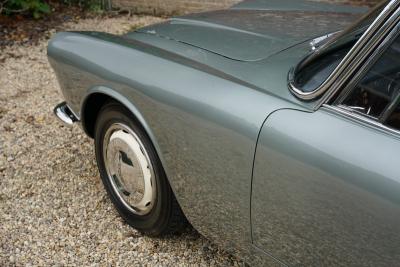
[288,0,400,106]
[322,104,400,138]
[325,5,400,107]
[324,12,400,135]
[333,22,400,105]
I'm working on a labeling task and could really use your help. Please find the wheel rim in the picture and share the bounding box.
[103,123,156,215]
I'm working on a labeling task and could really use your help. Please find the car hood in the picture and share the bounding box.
[131,0,365,62]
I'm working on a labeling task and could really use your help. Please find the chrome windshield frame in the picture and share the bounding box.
[288,0,400,109]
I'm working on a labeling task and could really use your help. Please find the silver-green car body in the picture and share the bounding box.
[48,0,400,265]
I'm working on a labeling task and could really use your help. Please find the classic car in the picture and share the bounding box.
[49,0,400,265]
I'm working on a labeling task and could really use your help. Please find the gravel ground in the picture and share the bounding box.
[0,15,240,266]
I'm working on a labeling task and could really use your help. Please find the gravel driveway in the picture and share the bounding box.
[0,15,240,266]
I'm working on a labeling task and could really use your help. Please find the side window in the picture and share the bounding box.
[336,34,400,131]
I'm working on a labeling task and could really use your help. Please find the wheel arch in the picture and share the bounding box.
[80,86,165,170]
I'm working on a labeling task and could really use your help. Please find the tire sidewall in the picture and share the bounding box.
[94,103,172,235]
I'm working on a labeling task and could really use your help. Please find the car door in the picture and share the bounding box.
[251,25,400,266]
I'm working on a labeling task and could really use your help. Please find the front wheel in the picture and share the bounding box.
[94,101,186,236]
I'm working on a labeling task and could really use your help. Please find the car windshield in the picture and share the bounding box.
[293,0,390,93]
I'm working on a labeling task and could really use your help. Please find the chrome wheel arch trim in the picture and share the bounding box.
[288,0,400,107]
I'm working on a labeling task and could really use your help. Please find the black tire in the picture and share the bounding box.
[94,101,187,236]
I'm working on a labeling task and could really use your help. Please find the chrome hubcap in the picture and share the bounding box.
[103,123,155,215]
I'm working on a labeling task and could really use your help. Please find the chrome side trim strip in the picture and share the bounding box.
[53,102,79,126]
[288,0,400,105]
[322,104,400,138]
